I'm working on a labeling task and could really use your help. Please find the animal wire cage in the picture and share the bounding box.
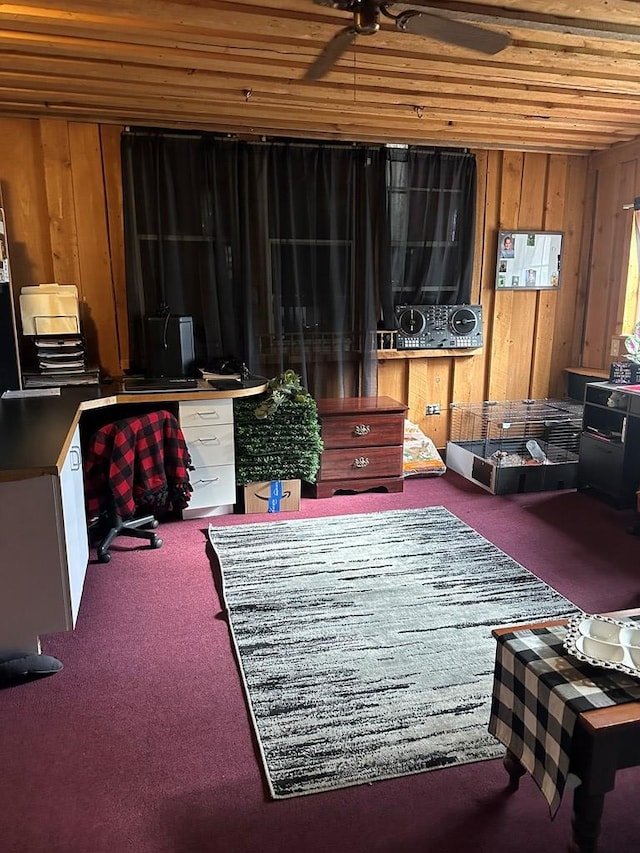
[446,398,584,494]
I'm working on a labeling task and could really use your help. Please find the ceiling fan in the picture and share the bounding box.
[304,0,511,81]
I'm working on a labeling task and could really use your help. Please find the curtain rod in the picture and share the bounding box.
[122,128,470,156]
[123,129,378,150]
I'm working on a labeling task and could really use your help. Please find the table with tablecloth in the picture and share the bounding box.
[488,617,640,817]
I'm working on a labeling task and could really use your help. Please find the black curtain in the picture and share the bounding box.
[263,141,386,397]
[122,133,475,398]
[122,134,254,371]
[380,147,476,327]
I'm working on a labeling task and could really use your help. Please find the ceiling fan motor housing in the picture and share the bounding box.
[314,0,382,25]
[313,0,361,8]
[354,10,380,34]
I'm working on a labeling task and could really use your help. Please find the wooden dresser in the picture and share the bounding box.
[311,396,407,498]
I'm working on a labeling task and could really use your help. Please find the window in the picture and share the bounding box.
[123,132,477,397]
[384,146,476,312]
[622,211,640,335]
[388,160,465,301]
[270,240,353,334]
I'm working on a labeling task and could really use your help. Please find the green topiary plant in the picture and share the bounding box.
[233,371,323,486]
[253,369,308,419]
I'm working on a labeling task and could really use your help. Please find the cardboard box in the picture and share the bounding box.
[242,479,301,514]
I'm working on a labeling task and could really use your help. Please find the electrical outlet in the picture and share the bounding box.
[425,404,441,415]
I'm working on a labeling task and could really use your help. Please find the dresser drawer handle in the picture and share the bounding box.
[194,411,220,419]
[353,424,371,436]
[193,437,220,445]
[352,456,370,468]
[194,477,220,485]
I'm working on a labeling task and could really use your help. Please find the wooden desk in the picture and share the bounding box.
[0,379,267,654]
[493,609,640,853]
[0,378,267,482]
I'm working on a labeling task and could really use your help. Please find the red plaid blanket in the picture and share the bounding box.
[84,410,193,519]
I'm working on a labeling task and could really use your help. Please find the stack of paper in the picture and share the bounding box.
[22,367,100,388]
[23,333,100,387]
[35,333,86,373]
[198,367,243,381]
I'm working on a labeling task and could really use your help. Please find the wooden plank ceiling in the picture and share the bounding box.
[4,0,640,153]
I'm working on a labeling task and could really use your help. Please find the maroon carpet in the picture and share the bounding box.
[2,472,640,853]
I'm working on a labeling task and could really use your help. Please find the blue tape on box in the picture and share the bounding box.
[244,480,296,513]
[268,480,283,512]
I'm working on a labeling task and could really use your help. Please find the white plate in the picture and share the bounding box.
[564,613,640,677]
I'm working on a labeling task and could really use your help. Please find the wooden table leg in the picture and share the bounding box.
[568,786,605,853]
[503,749,527,791]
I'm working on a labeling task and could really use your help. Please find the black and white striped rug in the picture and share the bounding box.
[208,506,577,798]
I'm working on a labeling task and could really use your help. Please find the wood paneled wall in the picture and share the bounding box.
[0,118,125,379]
[378,150,589,447]
[0,117,597,449]
[580,140,640,371]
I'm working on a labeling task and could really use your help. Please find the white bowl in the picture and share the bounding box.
[578,617,621,644]
[628,645,640,669]
[620,625,640,649]
[576,635,625,663]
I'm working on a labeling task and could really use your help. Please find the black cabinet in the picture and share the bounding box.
[0,206,21,394]
[0,281,21,393]
[578,382,640,507]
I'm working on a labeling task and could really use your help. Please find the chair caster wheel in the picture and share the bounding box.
[97,550,111,563]
[150,519,160,529]
[151,536,163,550]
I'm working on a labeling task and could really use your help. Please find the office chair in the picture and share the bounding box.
[91,498,162,564]
[84,409,193,563]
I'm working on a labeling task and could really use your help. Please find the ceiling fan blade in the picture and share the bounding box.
[304,26,355,80]
[398,11,511,55]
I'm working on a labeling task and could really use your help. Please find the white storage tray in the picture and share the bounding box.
[564,613,640,678]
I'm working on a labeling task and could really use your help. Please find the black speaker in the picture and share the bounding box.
[0,281,21,393]
[144,315,195,378]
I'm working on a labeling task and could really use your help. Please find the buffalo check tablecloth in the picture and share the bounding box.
[488,619,640,817]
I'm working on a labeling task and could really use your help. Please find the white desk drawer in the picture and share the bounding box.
[179,399,233,428]
[189,464,236,508]
[183,424,234,468]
